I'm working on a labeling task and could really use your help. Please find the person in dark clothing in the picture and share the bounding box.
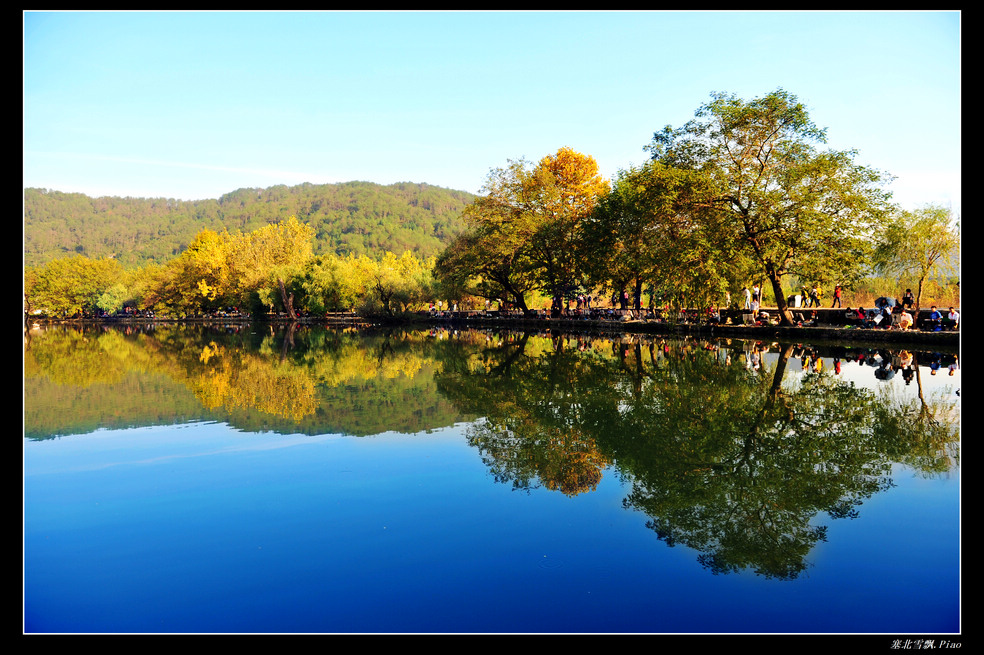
[902,289,915,310]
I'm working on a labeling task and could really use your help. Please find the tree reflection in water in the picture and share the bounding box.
[434,330,959,580]
[25,324,958,580]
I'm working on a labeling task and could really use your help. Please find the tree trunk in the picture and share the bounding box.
[278,278,297,321]
[500,281,528,314]
[767,273,794,326]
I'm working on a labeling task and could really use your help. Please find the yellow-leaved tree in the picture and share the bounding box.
[226,215,315,318]
[434,146,608,315]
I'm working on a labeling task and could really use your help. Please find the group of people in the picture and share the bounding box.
[752,282,838,311]
[438,283,959,332]
[784,284,828,309]
[927,305,960,331]
[842,294,960,332]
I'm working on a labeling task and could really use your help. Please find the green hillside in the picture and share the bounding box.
[24,181,475,268]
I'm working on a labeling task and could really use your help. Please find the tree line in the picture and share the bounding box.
[24,89,959,324]
[435,89,959,325]
[24,215,444,319]
[25,325,470,439]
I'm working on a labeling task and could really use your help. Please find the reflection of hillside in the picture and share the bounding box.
[23,369,211,440]
[23,325,470,439]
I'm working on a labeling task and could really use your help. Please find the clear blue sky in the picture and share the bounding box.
[24,10,960,215]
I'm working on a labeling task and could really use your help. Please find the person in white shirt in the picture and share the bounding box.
[947,307,960,329]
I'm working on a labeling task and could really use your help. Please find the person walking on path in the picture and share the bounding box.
[743,287,751,310]
[807,284,821,308]
[831,284,842,308]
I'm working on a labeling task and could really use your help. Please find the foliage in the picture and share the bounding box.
[645,89,895,323]
[434,147,609,313]
[433,224,539,311]
[295,254,365,313]
[527,147,611,302]
[25,215,438,319]
[358,250,437,316]
[583,162,740,314]
[24,181,473,269]
[24,254,126,316]
[873,204,960,310]
[145,229,233,315]
[225,214,315,312]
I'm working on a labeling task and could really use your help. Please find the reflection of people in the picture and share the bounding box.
[874,360,895,380]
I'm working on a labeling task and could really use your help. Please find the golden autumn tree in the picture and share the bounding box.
[25,254,127,317]
[435,147,608,314]
[141,229,232,316]
[226,215,316,317]
[528,147,611,309]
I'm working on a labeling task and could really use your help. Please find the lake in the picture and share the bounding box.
[23,323,961,635]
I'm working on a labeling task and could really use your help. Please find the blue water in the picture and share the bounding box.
[25,420,959,634]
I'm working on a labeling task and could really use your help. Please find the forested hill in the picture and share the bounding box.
[24,181,475,268]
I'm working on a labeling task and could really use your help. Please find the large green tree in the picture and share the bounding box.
[647,89,894,325]
[583,161,740,316]
[433,227,539,312]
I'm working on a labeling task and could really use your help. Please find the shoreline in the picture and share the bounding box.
[28,309,960,352]
[443,315,959,350]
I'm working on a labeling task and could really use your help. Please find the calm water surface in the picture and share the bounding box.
[23,324,960,634]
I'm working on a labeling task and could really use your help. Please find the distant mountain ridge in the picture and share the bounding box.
[24,181,475,268]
